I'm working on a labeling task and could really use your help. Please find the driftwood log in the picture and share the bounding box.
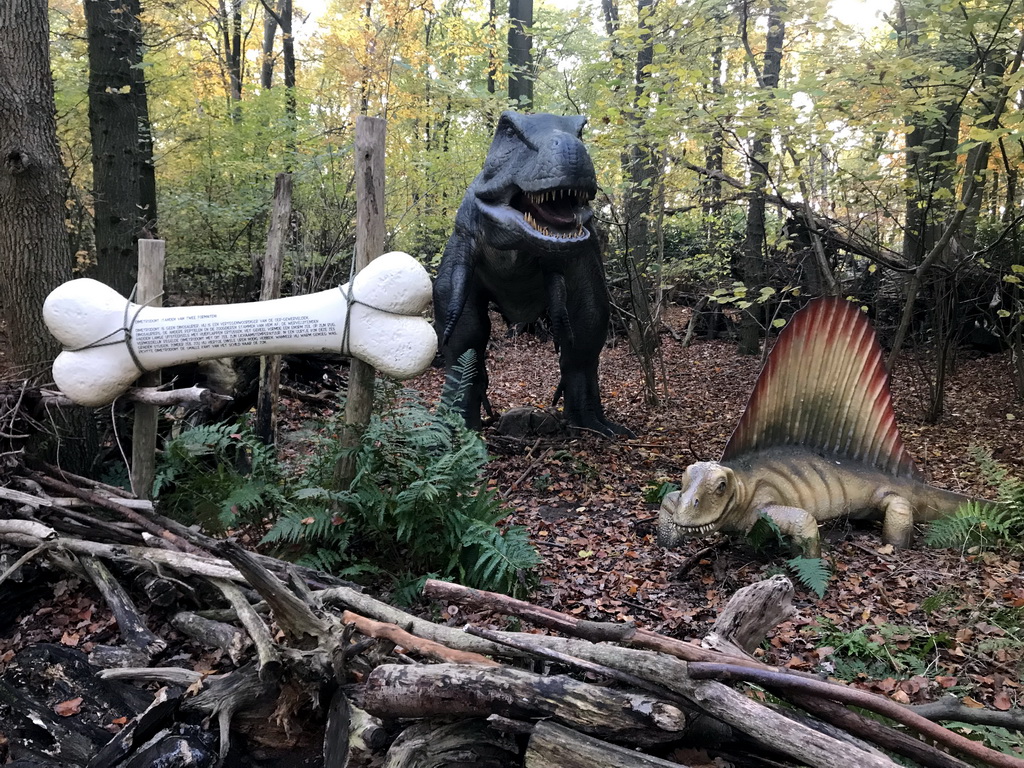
[1,461,1023,768]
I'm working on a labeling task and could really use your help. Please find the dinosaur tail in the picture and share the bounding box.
[912,482,984,521]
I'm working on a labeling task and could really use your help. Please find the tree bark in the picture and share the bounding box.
[737,0,786,355]
[621,0,661,406]
[84,0,154,296]
[0,0,73,378]
[525,721,687,768]
[358,663,689,747]
[255,173,292,446]
[508,0,534,108]
[332,117,385,492]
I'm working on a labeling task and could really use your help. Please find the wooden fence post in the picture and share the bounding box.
[255,172,293,446]
[130,239,165,499]
[333,116,386,491]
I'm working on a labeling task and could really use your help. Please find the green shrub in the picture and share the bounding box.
[154,421,290,533]
[264,364,540,598]
[153,357,541,600]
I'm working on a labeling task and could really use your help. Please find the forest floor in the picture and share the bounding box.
[398,305,1024,712]
[2,304,1023,733]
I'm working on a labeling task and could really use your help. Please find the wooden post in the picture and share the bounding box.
[255,172,292,446]
[333,116,386,491]
[130,239,165,499]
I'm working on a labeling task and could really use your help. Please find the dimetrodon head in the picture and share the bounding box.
[657,462,748,548]
[472,111,597,252]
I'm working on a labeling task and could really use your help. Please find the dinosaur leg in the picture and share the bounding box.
[437,285,491,429]
[554,262,632,437]
[760,505,822,558]
[876,491,915,548]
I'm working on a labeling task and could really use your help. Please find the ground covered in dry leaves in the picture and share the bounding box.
[406,307,1023,713]
[2,306,1022,732]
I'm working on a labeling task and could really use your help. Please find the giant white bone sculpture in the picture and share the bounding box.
[44,251,437,407]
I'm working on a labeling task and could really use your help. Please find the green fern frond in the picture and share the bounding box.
[786,556,830,598]
[925,501,1022,552]
[261,379,540,597]
[747,514,785,551]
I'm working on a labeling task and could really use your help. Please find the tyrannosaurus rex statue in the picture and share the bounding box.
[658,297,984,557]
[432,111,630,436]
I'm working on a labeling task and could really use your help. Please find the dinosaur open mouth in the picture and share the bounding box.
[512,187,592,239]
[678,522,718,534]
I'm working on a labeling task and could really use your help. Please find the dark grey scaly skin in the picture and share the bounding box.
[433,111,631,437]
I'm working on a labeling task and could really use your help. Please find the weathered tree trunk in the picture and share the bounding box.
[0,0,72,378]
[508,0,533,108]
[383,720,518,768]
[332,117,385,492]
[737,0,785,356]
[84,0,154,297]
[524,721,684,768]
[358,663,689,747]
[255,173,292,445]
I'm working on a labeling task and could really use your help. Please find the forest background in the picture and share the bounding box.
[2,0,1023,428]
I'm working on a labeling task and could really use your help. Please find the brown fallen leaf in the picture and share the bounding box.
[54,697,83,717]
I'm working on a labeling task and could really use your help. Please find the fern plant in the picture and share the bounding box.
[154,421,295,532]
[265,353,541,598]
[926,448,1024,552]
[748,516,831,596]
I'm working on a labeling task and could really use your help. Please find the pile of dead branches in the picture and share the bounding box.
[1,463,1023,768]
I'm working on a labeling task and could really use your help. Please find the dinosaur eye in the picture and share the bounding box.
[716,480,727,495]
[692,497,700,508]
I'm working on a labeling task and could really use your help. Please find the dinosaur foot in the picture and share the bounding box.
[566,412,634,438]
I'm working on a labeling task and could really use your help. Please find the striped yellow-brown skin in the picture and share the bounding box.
[657,451,973,558]
[656,298,989,558]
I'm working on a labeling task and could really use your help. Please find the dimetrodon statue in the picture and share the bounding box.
[658,297,988,557]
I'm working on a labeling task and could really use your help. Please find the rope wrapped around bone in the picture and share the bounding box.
[43,251,437,407]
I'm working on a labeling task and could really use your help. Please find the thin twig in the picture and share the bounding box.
[0,540,55,587]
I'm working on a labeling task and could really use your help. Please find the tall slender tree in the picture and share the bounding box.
[0,0,71,376]
[508,0,534,108]
[737,0,786,355]
[84,0,157,296]
[621,0,661,404]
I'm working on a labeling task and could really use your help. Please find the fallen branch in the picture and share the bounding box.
[31,472,204,555]
[80,557,166,657]
[341,611,499,667]
[424,577,775,668]
[214,578,282,682]
[687,662,1024,768]
[524,720,684,768]
[358,662,689,747]
[910,695,1024,730]
[0,520,244,581]
[794,693,973,768]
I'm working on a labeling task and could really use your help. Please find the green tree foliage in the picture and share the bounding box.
[41,0,1024,411]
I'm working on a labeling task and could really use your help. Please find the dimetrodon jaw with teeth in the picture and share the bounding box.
[657,297,995,558]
